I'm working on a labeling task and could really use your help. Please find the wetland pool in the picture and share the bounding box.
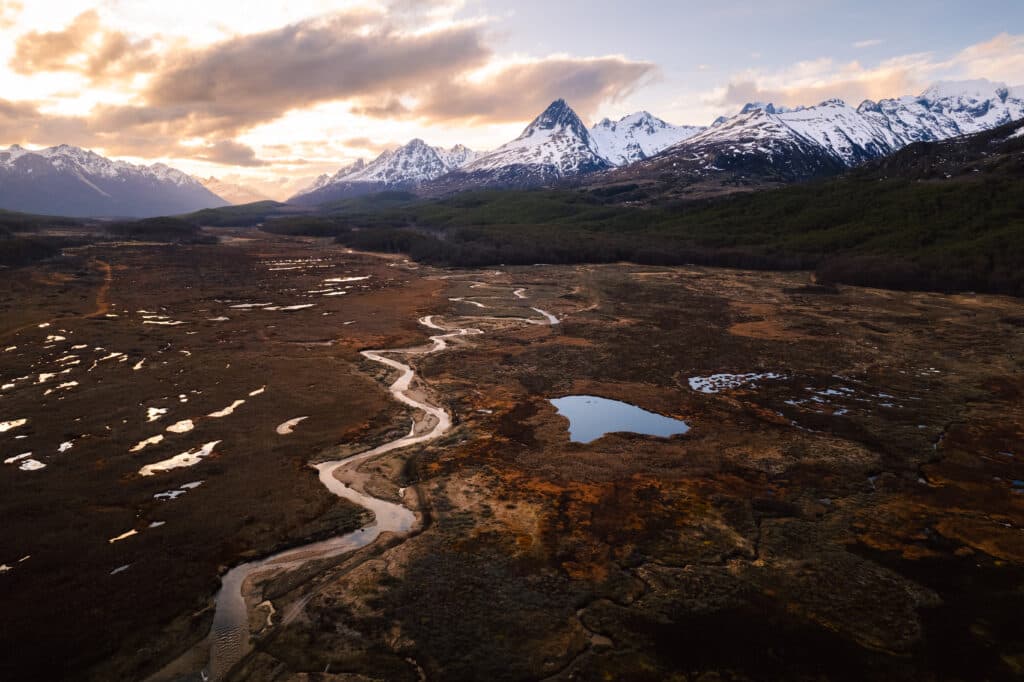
[550,395,690,443]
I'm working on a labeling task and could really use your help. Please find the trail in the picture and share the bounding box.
[0,258,112,340]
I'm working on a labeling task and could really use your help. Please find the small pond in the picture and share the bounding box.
[550,395,690,444]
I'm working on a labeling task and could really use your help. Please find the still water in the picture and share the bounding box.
[550,395,690,443]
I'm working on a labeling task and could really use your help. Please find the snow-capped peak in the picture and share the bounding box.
[464,99,609,176]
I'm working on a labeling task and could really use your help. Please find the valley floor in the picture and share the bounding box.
[1,231,1022,680]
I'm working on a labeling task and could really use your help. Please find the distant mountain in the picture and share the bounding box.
[200,177,273,205]
[590,112,704,166]
[290,140,478,204]
[0,145,228,217]
[592,79,1024,199]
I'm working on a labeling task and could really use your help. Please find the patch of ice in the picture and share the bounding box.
[108,529,138,544]
[37,373,56,383]
[18,459,45,471]
[166,419,194,434]
[4,452,32,464]
[129,435,164,452]
[324,276,370,283]
[110,564,130,575]
[3,346,16,352]
[143,320,186,326]
[146,407,168,422]
[279,304,315,311]
[148,521,165,528]
[133,358,145,371]
[207,316,230,321]
[0,418,27,432]
[276,416,308,435]
[248,386,265,396]
[45,335,66,342]
[229,303,272,309]
[58,441,73,453]
[138,440,221,476]
[688,373,785,394]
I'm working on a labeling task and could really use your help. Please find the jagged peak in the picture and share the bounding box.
[740,102,776,115]
[520,99,588,138]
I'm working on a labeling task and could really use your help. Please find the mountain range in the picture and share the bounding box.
[1,79,1021,217]
[290,139,481,205]
[0,145,228,217]
[599,79,1024,197]
[293,78,1024,203]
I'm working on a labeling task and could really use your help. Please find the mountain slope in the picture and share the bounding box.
[0,145,228,217]
[290,140,477,205]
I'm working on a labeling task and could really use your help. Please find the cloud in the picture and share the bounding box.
[952,33,1024,84]
[10,10,158,83]
[191,140,269,166]
[0,0,22,29]
[709,32,1024,112]
[400,56,658,124]
[339,137,403,155]
[136,10,491,137]
[853,39,882,49]
[0,7,655,167]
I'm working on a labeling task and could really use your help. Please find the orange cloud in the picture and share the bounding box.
[11,10,158,84]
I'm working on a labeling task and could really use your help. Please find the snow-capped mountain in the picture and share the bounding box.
[858,80,1024,144]
[200,177,273,205]
[695,79,1024,169]
[422,99,613,194]
[0,144,228,217]
[683,98,902,169]
[600,79,1024,194]
[290,140,476,204]
[463,99,610,177]
[590,112,704,166]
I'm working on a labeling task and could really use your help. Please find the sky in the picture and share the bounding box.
[0,0,1021,199]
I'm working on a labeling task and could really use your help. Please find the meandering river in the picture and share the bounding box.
[159,290,561,681]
